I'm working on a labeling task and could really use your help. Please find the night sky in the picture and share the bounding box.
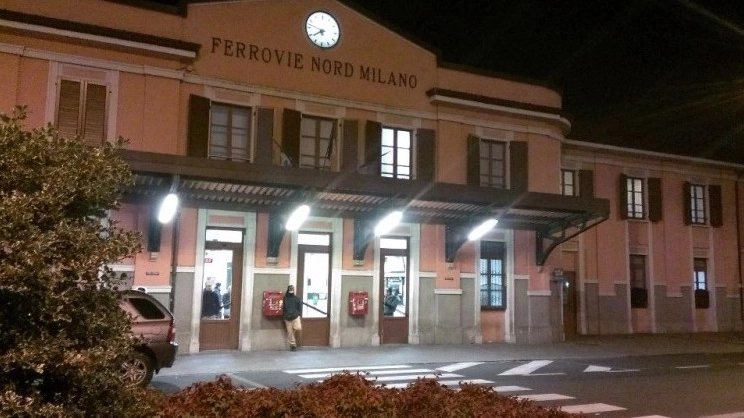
[144,0,744,164]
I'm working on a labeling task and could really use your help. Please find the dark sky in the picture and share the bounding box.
[145,0,744,164]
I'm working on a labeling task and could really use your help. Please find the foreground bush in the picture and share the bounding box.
[0,107,144,418]
[152,373,580,418]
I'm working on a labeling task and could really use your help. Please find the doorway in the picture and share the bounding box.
[380,237,409,344]
[199,228,243,351]
[296,233,331,347]
[562,272,578,339]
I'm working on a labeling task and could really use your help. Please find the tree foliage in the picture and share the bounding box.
[0,106,152,417]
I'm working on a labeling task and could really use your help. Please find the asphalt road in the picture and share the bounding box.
[151,352,744,417]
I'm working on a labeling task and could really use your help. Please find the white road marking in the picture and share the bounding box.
[584,365,640,373]
[676,365,710,369]
[369,373,462,382]
[560,403,626,414]
[437,362,483,372]
[383,378,493,389]
[629,415,671,418]
[226,373,267,388]
[493,385,532,392]
[300,368,435,379]
[699,413,744,418]
[499,360,562,376]
[285,365,410,374]
[517,393,574,401]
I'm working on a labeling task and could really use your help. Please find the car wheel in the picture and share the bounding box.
[120,351,154,387]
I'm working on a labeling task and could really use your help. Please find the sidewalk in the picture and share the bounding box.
[159,332,744,376]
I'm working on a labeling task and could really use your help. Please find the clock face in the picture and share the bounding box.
[305,11,340,49]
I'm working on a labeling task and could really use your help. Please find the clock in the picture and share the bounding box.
[305,11,340,49]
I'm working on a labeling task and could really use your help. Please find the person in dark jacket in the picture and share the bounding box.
[201,284,221,319]
[283,285,303,351]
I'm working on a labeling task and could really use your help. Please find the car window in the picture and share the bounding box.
[128,297,166,320]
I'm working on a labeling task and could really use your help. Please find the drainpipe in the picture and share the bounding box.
[169,211,180,313]
[736,172,743,323]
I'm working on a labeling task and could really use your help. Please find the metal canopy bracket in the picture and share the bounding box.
[353,219,374,262]
[445,224,470,263]
[536,211,608,266]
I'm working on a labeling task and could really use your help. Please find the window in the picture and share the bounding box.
[479,139,506,188]
[480,241,506,309]
[629,255,646,289]
[561,169,577,196]
[210,103,251,161]
[629,254,648,308]
[299,116,335,170]
[626,176,645,219]
[56,79,107,146]
[381,127,411,179]
[693,258,707,291]
[689,184,707,224]
[693,257,709,309]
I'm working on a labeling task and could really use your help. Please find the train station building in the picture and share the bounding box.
[1,0,741,353]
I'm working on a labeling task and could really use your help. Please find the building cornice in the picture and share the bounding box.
[0,9,199,60]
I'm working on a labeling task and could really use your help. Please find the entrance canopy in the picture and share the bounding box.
[120,150,610,266]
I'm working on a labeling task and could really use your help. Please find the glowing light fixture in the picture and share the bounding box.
[374,210,403,236]
[467,218,498,241]
[157,193,179,224]
[285,204,311,231]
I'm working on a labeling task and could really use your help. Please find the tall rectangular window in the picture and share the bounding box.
[480,241,506,309]
[626,177,645,219]
[210,103,250,162]
[689,184,707,224]
[561,169,577,196]
[56,79,107,147]
[629,255,647,289]
[480,139,506,188]
[299,116,335,170]
[381,127,411,179]
[629,254,648,308]
[693,258,707,290]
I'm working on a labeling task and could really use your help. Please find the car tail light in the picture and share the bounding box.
[167,318,176,343]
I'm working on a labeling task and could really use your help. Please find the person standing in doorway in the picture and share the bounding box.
[283,285,302,351]
[383,287,400,316]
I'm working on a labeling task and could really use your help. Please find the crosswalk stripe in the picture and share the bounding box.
[517,393,574,401]
[699,413,744,418]
[560,403,626,414]
[493,385,531,392]
[285,365,410,374]
[299,368,434,379]
[629,415,671,418]
[499,360,563,376]
[437,362,484,372]
[382,379,493,389]
[369,373,462,382]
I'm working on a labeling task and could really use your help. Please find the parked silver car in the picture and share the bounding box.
[119,289,178,387]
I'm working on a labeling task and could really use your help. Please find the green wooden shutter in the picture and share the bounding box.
[281,109,301,167]
[466,135,480,186]
[416,128,435,182]
[342,119,359,172]
[187,95,210,158]
[648,177,662,222]
[709,184,722,227]
[363,120,382,175]
[254,107,274,165]
[578,169,594,198]
[509,141,528,193]
[618,174,628,220]
[683,182,692,225]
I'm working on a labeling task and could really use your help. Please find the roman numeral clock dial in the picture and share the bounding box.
[305,11,340,49]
